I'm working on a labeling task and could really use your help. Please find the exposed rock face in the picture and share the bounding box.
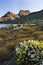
[0,9,43,23]
[19,10,31,16]
[2,11,20,19]
[0,11,20,22]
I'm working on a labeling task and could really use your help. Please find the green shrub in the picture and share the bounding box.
[14,40,43,65]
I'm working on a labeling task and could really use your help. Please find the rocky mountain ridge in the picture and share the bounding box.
[0,10,43,23]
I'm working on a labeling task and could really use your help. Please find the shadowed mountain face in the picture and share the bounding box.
[0,10,43,23]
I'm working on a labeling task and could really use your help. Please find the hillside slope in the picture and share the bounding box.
[0,24,43,65]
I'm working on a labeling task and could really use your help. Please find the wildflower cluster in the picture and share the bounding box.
[15,40,43,65]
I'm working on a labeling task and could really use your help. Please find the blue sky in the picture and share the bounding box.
[0,0,43,17]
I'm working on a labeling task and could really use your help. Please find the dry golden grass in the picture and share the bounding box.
[0,25,43,62]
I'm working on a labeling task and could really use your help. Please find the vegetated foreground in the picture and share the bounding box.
[0,24,43,65]
[15,40,43,65]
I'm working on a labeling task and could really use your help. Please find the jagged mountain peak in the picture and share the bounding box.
[2,11,14,18]
[0,9,43,23]
[19,10,31,16]
[1,11,20,22]
[6,11,12,14]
